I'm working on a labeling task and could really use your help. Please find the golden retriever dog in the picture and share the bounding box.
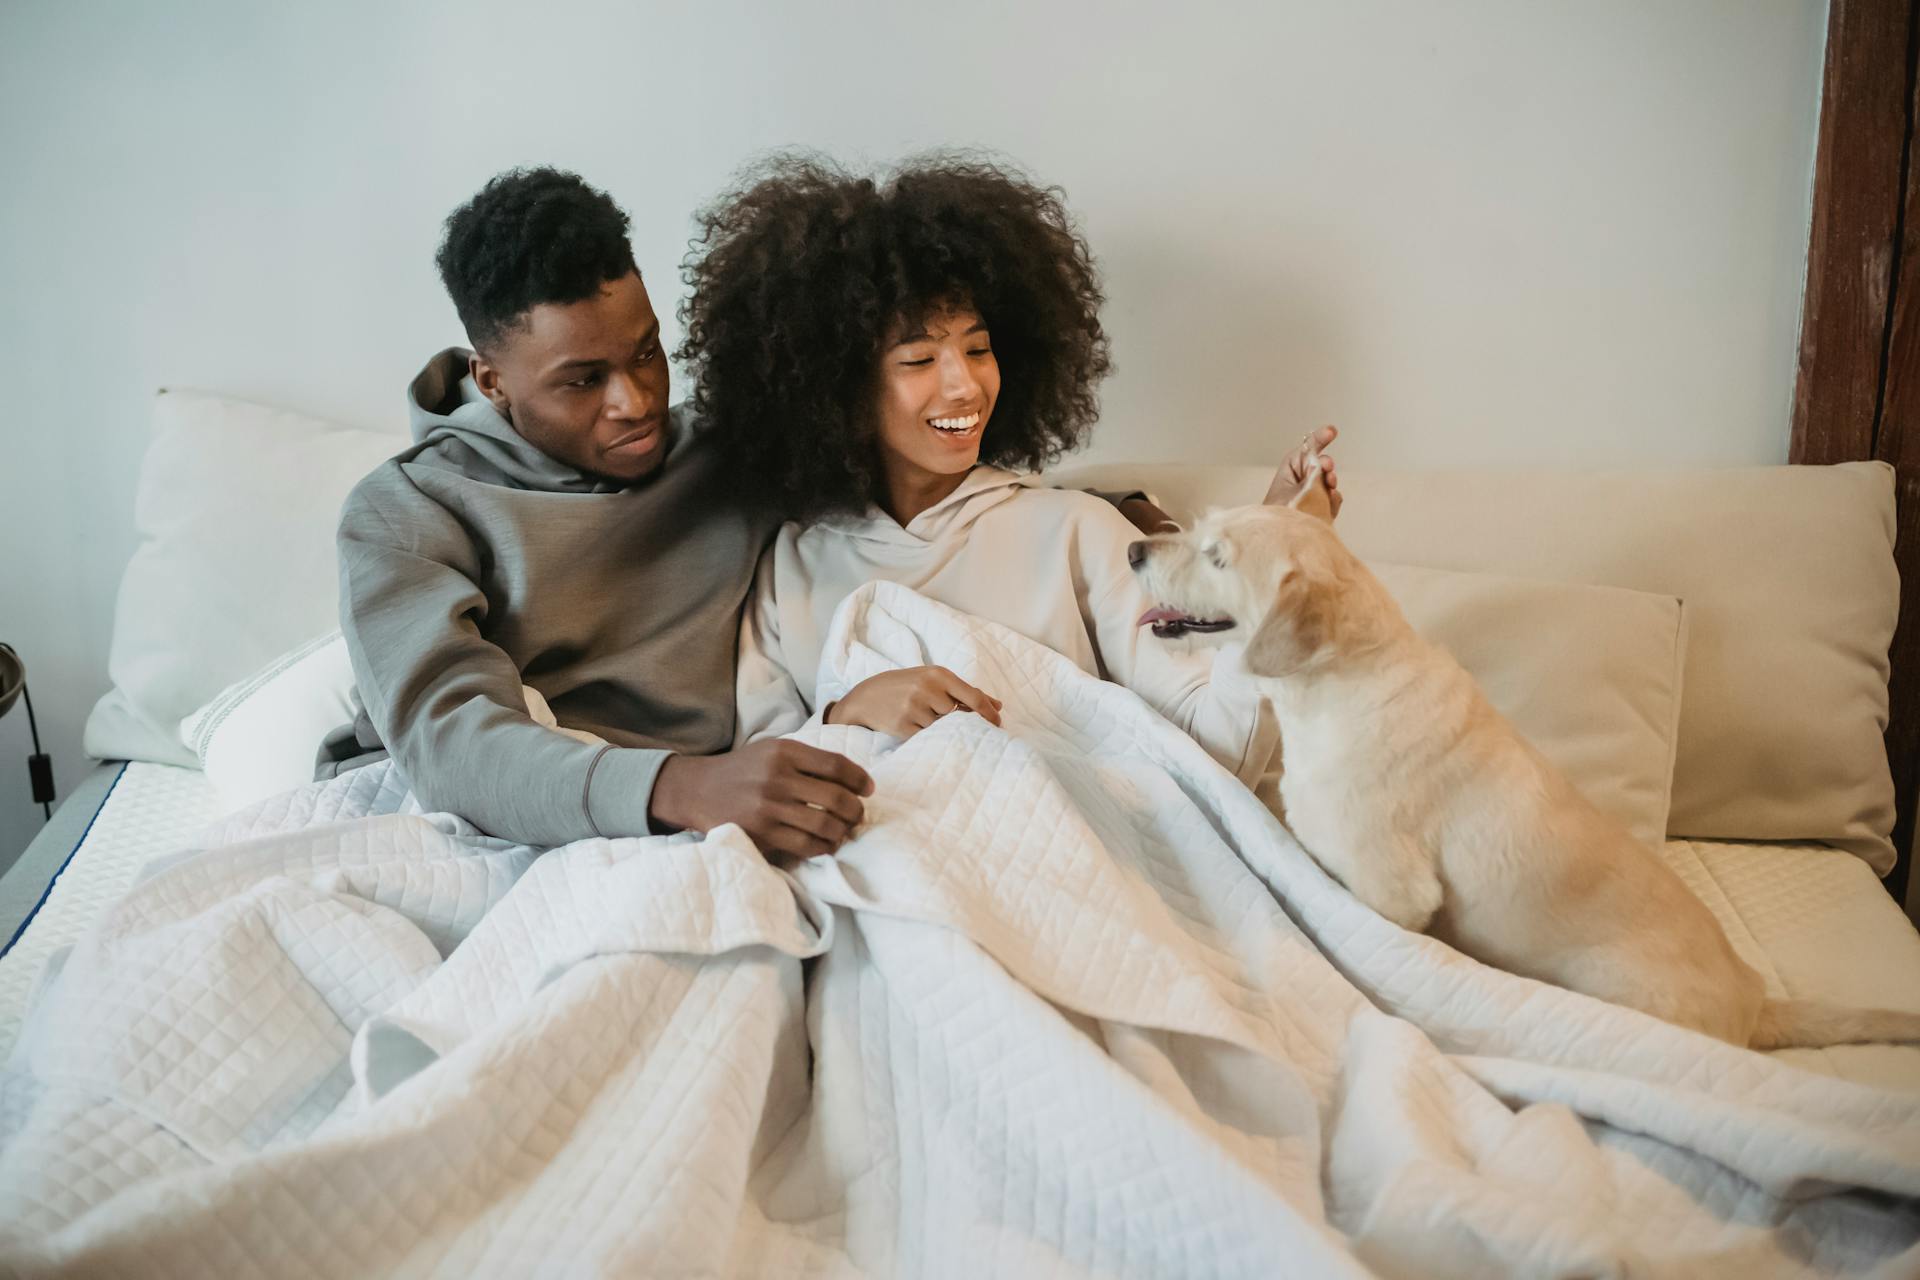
[1128,477,1920,1049]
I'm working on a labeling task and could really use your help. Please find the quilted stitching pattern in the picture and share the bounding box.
[0,583,1915,1278]
[0,765,218,1061]
[1673,839,1920,1095]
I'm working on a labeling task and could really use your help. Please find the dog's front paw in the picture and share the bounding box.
[1370,883,1440,933]
[1349,854,1443,933]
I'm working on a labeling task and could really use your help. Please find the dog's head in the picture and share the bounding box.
[1129,504,1397,678]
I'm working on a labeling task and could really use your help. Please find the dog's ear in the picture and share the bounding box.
[1245,565,1331,677]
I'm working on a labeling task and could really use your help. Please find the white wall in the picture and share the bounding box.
[0,0,1827,863]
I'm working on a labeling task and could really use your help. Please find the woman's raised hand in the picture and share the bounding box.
[826,666,1003,738]
[1264,425,1342,520]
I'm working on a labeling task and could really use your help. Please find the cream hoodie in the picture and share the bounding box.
[735,467,1280,784]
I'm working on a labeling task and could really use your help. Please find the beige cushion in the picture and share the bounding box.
[85,390,404,766]
[1369,563,1685,849]
[1051,460,1898,872]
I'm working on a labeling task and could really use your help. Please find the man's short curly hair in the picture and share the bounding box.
[678,154,1112,520]
[436,167,638,353]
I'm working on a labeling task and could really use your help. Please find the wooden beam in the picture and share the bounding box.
[1877,19,1920,912]
[1791,0,1912,465]
[1791,0,1919,909]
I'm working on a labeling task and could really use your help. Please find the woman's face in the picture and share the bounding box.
[873,304,1001,494]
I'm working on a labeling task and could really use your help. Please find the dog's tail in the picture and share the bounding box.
[1749,998,1920,1050]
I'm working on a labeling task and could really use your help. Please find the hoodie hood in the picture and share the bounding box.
[405,347,648,494]
[816,466,1038,549]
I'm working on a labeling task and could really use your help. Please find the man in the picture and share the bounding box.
[325,167,878,857]
[325,166,1338,857]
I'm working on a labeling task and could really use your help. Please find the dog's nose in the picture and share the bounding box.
[1127,540,1148,569]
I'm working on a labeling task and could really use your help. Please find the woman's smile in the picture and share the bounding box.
[927,410,983,440]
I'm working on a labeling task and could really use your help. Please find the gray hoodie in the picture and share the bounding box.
[323,348,774,845]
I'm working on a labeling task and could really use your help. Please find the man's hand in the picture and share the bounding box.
[1264,425,1342,521]
[1117,495,1181,535]
[650,741,874,859]
[826,666,1002,739]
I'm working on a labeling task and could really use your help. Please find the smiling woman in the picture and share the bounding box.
[868,303,1003,524]
[688,153,1296,783]
[678,153,1110,523]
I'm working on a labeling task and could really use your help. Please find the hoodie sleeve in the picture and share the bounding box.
[337,468,666,845]
[734,542,822,743]
[1071,500,1281,786]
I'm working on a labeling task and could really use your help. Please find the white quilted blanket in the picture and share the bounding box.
[2,582,1917,1279]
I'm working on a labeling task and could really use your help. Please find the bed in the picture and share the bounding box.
[7,773,1916,1092]
[0,765,216,1061]
[0,389,1913,1277]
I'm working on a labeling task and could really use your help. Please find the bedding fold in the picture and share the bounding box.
[0,581,1915,1278]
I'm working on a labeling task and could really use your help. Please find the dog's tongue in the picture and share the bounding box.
[1137,606,1186,627]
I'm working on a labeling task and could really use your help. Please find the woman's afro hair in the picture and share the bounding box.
[678,153,1112,520]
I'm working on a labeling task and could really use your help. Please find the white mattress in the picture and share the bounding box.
[1658,838,1920,1090]
[0,765,1914,1088]
[0,763,216,1060]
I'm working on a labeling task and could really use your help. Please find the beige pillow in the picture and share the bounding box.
[1050,460,1897,872]
[1368,562,1686,849]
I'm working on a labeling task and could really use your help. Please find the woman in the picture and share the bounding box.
[679,155,1337,782]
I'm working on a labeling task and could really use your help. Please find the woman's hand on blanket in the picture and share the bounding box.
[825,666,1003,738]
[651,741,874,859]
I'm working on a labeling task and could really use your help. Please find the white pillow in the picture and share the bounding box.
[85,389,406,766]
[180,631,357,813]
[1368,562,1686,848]
[180,630,608,814]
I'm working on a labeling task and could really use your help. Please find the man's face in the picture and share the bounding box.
[471,271,671,483]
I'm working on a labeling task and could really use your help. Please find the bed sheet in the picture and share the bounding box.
[0,764,216,1061]
[0,765,1913,1092]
